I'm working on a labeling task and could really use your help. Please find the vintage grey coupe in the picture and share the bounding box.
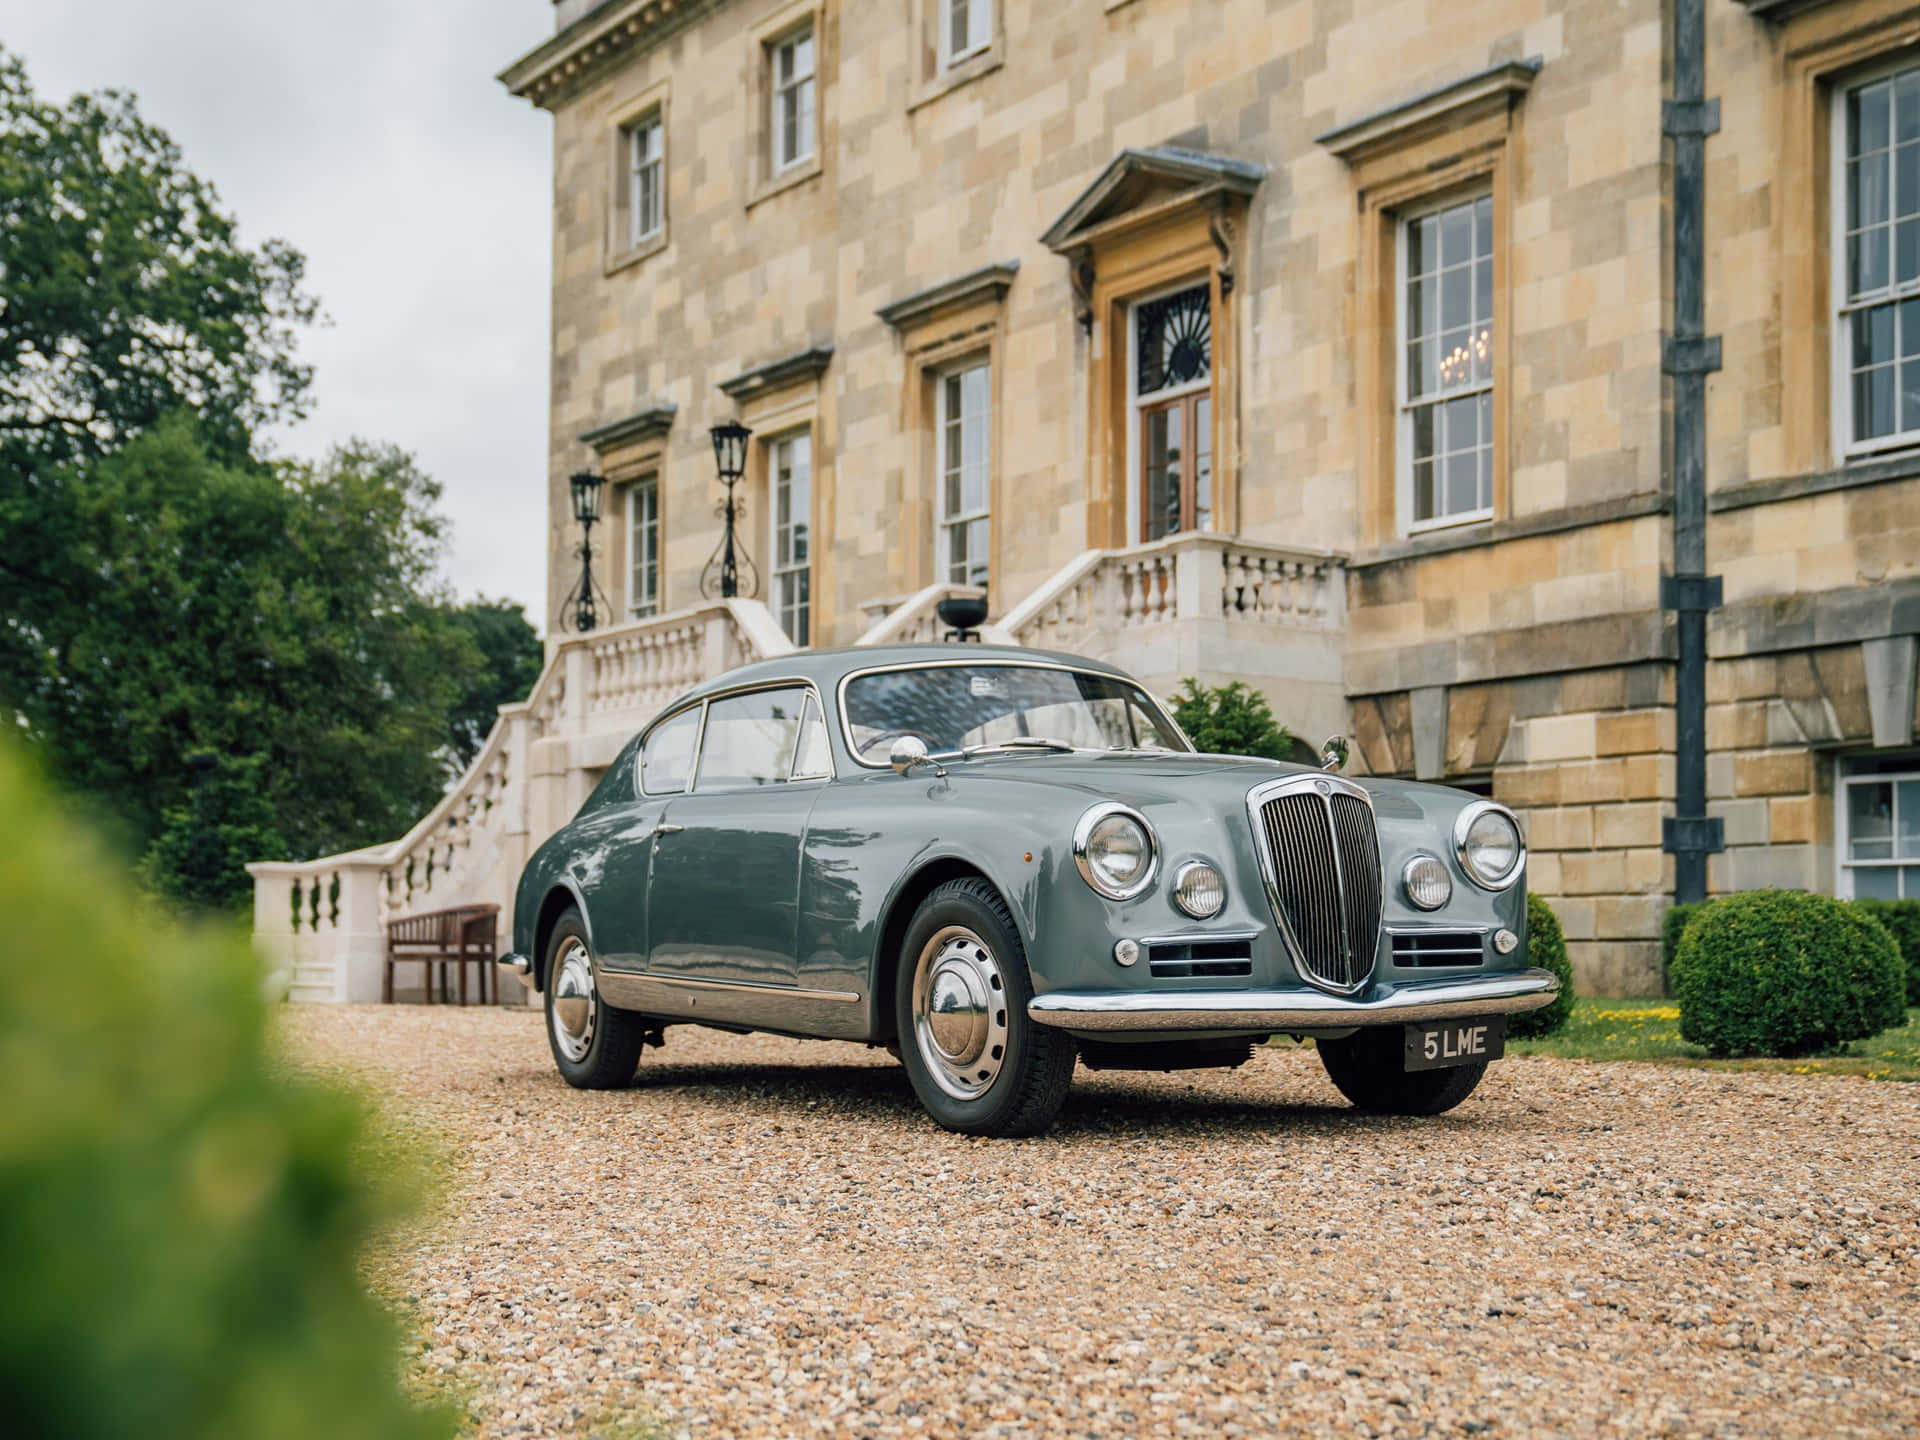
[501,645,1557,1136]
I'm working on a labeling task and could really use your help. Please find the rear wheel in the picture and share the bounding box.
[1317,1027,1486,1115]
[543,909,646,1090]
[896,878,1076,1137]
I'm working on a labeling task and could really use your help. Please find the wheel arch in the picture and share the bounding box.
[530,882,590,991]
[870,856,1020,1043]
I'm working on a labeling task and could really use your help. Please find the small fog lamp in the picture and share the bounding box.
[1402,854,1452,911]
[1171,861,1226,919]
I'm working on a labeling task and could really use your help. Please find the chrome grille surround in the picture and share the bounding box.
[1245,774,1385,995]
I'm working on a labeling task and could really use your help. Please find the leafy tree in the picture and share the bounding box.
[7,419,480,904]
[1170,678,1296,760]
[0,738,456,1440]
[0,47,316,473]
[439,597,543,773]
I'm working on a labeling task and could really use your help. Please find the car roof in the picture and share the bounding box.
[670,643,1138,710]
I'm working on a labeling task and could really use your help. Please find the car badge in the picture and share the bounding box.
[1314,779,1332,795]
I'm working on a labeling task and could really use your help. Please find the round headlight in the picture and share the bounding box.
[1171,861,1226,919]
[1455,802,1525,890]
[1402,853,1452,910]
[1073,804,1158,900]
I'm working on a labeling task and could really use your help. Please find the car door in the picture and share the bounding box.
[572,704,701,973]
[645,684,829,988]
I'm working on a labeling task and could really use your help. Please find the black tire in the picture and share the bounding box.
[895,878,1076,1137]
[543,908,646,1090]
[1317,1027,1486,1115]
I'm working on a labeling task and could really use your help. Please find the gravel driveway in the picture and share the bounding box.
[285,1006,1919,1439]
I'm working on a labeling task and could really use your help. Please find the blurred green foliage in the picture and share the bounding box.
[0,739,455,1440]
[1511,892,1576,1038]
[1660,899,1713,992]
[1672,889,1906,1058]
[1170,679,1295,761]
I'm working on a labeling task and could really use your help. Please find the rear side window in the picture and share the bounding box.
[695,687,810,791]
[640,707,700,795]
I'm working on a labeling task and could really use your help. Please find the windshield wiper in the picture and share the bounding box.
[962,736,1076,757]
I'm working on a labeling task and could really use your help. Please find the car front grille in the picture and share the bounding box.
[1252,784,1383,992]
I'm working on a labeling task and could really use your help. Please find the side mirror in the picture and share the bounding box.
[890,735,933,775]
[1320,734,1350,773]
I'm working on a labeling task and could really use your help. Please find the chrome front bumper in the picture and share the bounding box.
[1027,968,1560,1034]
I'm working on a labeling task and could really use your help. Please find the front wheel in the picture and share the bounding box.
[1317,1027,1486,1115]
[543,909,646,1090]
[896,878,1076,1137]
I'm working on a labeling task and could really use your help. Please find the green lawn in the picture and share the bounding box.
[1509,998,1920,1082]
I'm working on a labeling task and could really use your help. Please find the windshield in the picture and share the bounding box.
[842,663,1188,765]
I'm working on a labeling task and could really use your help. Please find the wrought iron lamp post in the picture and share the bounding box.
[702,419,757,600]
[562,469,609,633]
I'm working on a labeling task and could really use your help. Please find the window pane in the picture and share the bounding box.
[1474,196,1493,255]
[1898,70,1920,143]
[1852,154,1890,230]
[1412,457,1436,522]
[949,0,969,55]
[1857,301,1895,367]
[1898,779,1920,857]
[1439,204,1472,267]
[696,688,808,791]
[1440,265,1471,329]
[1194,394,1212,530]
[1144,405,1181,541]
[641,707,699,794]
[797,78,815,160]
[1855,865,1901,899]
[1446,449,1479,515]
[1410,404,1435,462]
[1898,144,1920,222]
[1855,360,1896,440]
[1849,781,1895,860]
[1135,285,1211,395]
[1852,80,1891,157]
[792,695,832,780]
[1901,217,1920,288]
[1851,224,1890,295]
[1440,327,1472,388]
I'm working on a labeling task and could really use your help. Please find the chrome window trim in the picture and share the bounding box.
[636,700,708,799]
[834,656,1194,771]
[1243,772,1380,997]
[636,676,834,799]
[1072,801,1160,901]
[1453,799,1527,891]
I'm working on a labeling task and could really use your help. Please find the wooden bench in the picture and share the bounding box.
[383,904,501,1005]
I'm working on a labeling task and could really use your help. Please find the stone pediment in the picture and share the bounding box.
[1040,146,1264,255]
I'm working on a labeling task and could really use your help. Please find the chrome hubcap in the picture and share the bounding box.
[912,925,1009,1101]
[549,939,597,1063]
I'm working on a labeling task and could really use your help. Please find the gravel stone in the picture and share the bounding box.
[284,1006,1920,1439]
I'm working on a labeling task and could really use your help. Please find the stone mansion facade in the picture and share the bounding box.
[250,0,1920,1001]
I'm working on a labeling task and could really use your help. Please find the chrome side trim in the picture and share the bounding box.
[597,970,867,1039]
[1027,968,1560,1033]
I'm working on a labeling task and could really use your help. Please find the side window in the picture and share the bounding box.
[792,694,832,779]
[640,706,700,795]
[695,687,809,792]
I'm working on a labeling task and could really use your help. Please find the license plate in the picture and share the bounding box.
[1404,1015,1505,1071]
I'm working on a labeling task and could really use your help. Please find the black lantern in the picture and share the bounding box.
[701,420,759,601]
[569,469,607,525]
[560,470,612,633]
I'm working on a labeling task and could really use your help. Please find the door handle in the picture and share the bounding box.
[654,823,685,835]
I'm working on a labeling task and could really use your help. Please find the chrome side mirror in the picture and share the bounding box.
[1320,734,1350,773]
[890,735,934,775]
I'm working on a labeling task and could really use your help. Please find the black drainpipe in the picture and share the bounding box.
[1660,0,1725,904]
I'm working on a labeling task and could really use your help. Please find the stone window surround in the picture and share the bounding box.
[1834,754,1920,898]
[876,262,1016,597]
[1318,60,1537,550]
[1127,277,1216,543]
[606,80,671,275]
[580,403,675,618]
[748,0,829,210]
[908,0,1002,112]
[720,351,831,639]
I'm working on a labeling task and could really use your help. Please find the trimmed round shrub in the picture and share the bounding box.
[1848,898,1920,1006]
[1660,899,1713,992]
[1671,889,1906,1058]
[0,740,453,1440]
[1510,892,1575,1038]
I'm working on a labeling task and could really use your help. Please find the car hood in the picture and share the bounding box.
[942,750,1474,829]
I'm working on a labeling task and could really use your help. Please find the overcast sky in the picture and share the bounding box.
[3,0,556,626]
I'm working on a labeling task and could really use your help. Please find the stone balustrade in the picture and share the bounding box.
[248,599,791,1003]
